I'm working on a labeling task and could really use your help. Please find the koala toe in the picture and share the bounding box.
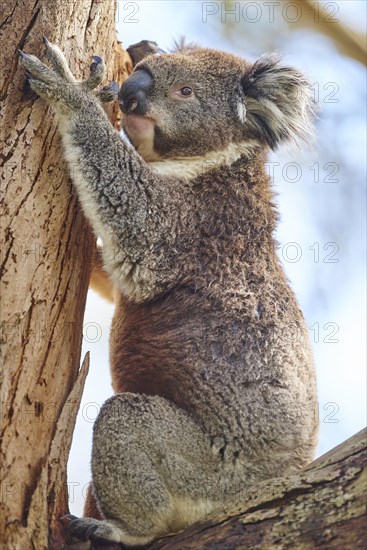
[97,81,119,103]
[84,56,106,90]
[26,78,54,102]
[85,523,115,542]
[19,51,54,82]
[65,517,93,541]
[42,36,76,83]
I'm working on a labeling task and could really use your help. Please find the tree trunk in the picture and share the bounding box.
[0,2,131,548]
[147,428,367,550]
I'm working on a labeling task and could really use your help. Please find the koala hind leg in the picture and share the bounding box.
[68,393,221,546]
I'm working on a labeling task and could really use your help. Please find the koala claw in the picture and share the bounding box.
[90,55,103,68]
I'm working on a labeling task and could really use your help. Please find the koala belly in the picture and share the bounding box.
[108,288,318,483]
[87,290,318,545]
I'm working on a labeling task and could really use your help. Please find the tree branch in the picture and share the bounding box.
[147,429,367,549]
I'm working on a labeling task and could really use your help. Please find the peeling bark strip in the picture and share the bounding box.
[146,429,367,550]
[0,1,131,548]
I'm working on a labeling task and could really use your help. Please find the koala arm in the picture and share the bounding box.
[63,105,176,298]
[19,42,179,301]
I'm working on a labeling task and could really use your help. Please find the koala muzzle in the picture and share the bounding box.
[118,70,153,116]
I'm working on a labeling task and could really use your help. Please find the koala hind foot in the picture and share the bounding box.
[63,514,127,546]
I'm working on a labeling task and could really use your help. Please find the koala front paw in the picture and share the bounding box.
[19,38,116,110]
[19,47,83,110]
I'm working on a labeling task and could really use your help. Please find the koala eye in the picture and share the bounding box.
[171,85,195,101]
[171,86,195,100]
[179,86,193,96]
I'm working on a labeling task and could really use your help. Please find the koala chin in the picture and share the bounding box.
[123,113,159,161]
[20,39,318,547]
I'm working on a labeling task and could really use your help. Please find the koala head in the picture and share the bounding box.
[119,47,315,162]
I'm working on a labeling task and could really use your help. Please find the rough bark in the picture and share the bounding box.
[0,2,131,548]
[145,428,367,550]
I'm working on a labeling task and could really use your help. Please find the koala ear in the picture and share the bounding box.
[241,53,316,149]
[127,40,164,66]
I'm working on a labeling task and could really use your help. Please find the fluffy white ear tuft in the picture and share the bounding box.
[241,53,317,149]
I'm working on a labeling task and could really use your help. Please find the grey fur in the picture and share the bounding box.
[20,41,318,546]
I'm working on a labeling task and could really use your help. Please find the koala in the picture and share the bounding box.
[19,39,318,547]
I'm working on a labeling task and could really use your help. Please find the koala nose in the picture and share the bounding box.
[118,70,153,116]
